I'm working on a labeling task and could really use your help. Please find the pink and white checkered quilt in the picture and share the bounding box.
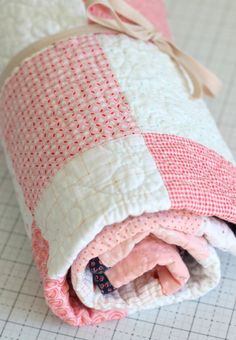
[0,0,236,327]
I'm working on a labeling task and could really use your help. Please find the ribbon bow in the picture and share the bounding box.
[86,0,222,99]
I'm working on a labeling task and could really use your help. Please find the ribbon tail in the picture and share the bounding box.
[167,42,222,99]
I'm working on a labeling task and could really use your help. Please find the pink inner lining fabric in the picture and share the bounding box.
[72,210,205,272]
[72,210,209,296]
[105,235,190,295]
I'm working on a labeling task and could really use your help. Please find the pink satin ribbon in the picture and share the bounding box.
[86,0,222,99]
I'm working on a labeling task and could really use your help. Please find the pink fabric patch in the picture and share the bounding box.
[0,35,140,212]
[144,133,236,222]
[126,0,171,38]
[100,231,149,266]
[86,0,171,39]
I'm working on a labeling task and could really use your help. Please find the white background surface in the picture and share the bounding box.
[0,0,236,339]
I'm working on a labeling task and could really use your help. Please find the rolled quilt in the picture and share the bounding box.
[0,0,236,327]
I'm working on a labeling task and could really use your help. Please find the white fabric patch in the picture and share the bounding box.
[0,0,87,73]
[97,34,235,164]
[35,135,171,278]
